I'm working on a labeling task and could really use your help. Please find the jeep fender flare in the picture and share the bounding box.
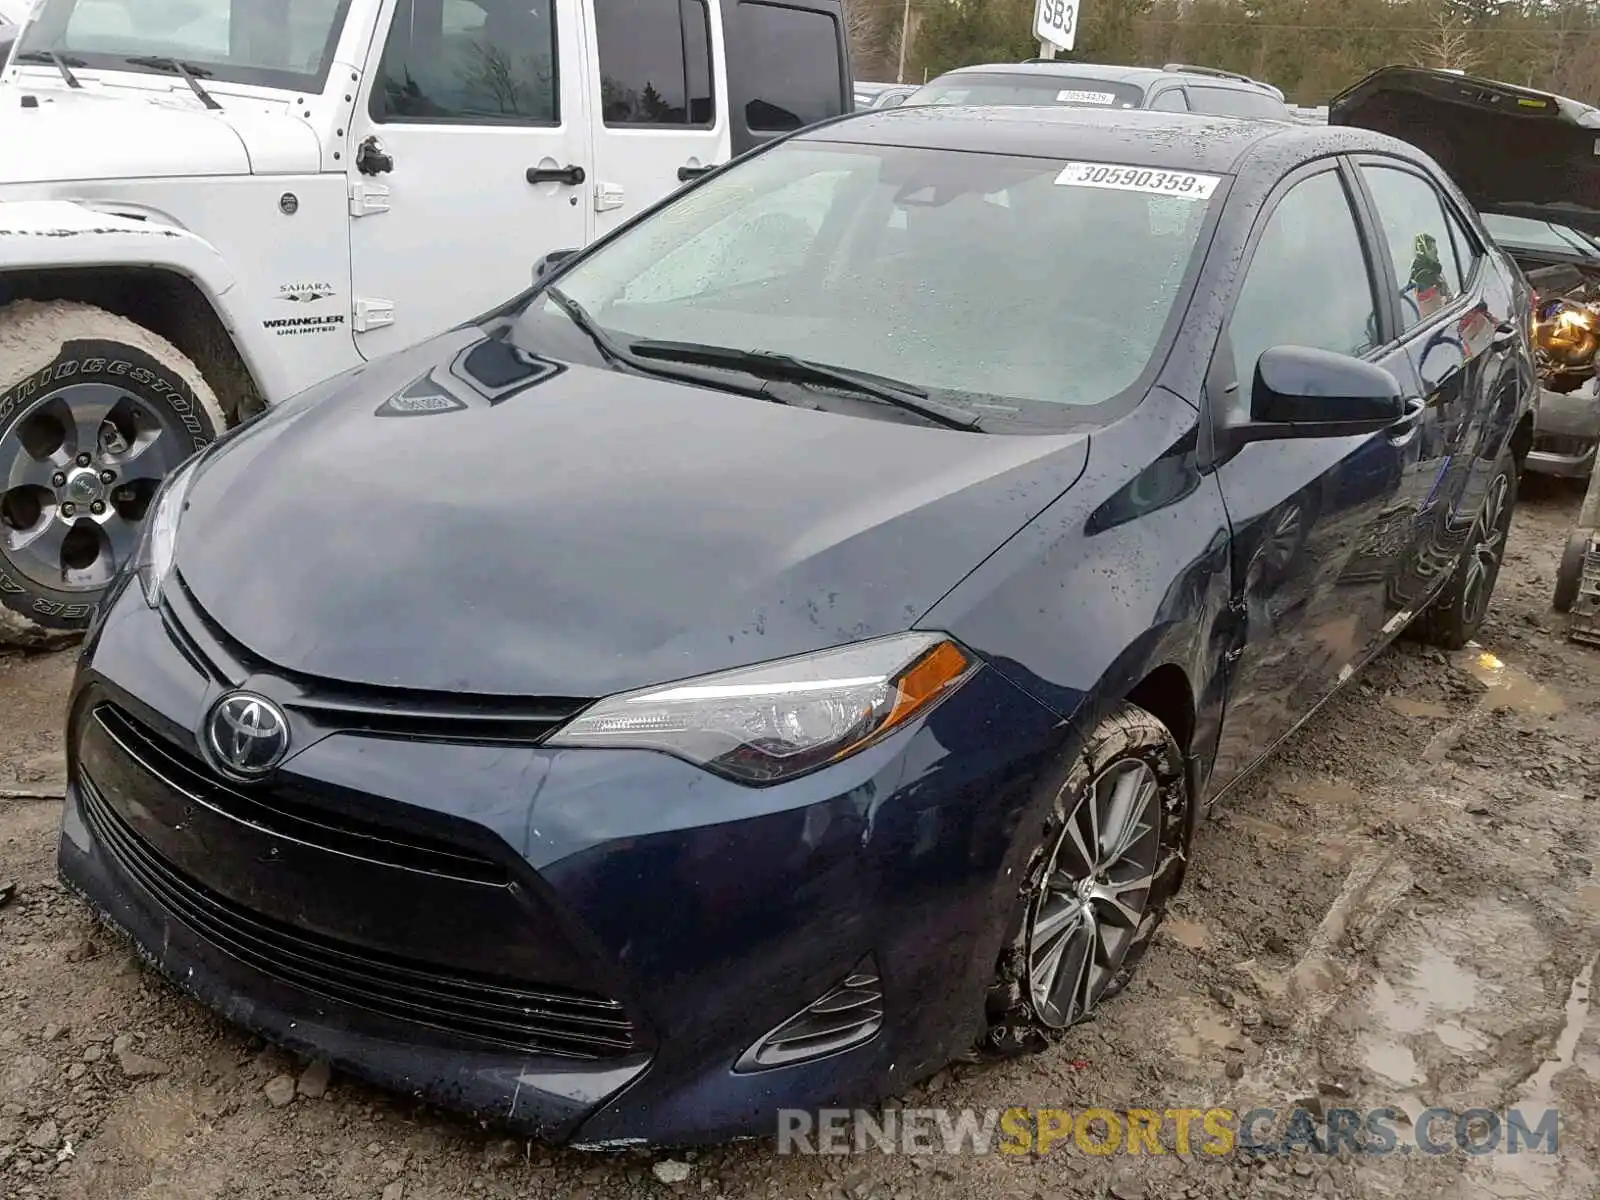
[0,199,292,406]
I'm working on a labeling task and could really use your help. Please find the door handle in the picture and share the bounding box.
[677,163,718,182]
[527,164,586,186]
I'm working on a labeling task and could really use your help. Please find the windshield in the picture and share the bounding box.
[908,72,1145,110]
[16,0,351,91]
[1480,212,1600,259]
[512,142,1220,421]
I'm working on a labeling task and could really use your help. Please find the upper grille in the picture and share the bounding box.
[161,573,592,746]
[1533,432,1596,458]
[94,703,508,885]
[79,775,639,1059]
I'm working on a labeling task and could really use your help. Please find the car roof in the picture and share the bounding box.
[800,106,1412,175]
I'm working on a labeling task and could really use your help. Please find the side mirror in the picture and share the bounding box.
[1223,345,1407,451]
[533,248,578,283]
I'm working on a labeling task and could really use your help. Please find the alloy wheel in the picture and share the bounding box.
[1461,471,1512,629]
[1024,757,1163,1029]
[0,383,192,593]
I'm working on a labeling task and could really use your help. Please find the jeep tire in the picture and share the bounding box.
[0,300,225,645]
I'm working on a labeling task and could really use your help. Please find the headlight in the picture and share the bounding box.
[133,453,202,609]
[546,632,979,785]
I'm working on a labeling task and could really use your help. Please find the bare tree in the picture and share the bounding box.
[1416,11,1483,74]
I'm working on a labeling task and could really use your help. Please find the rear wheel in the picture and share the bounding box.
[0,301,224,645]
[1409,447,1518,650]
[982,703,1190,1057]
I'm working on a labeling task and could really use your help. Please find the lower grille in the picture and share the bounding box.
[94,703,506,885]
[80,777,638,1059]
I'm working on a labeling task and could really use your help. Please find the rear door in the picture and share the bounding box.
[584,0,730,237]
[1352,156,1505,613]
[722,0,851,157]
[1207,160,1423,792]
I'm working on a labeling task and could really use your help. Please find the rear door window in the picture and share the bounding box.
[1188,85,1286,119]
[593,0,713,125]
[1361,164,1467,330]
[726,0,843,132]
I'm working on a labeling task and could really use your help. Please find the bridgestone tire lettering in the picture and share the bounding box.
[0,300,227,643]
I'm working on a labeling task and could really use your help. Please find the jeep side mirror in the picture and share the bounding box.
[533,248,577,282]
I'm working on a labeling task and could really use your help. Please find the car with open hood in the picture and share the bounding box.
[58,104,1536,1146]
[1332,64,1600,479]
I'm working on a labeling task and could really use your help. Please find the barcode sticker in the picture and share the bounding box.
[1054,161,1222,200]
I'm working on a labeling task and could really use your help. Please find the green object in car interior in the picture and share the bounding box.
[1409,231,1445,293]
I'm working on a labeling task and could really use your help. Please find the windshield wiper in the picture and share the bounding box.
[14,50,84,88]
[541,288,772,400]
[628,340,979,430]
[123,55,222,110]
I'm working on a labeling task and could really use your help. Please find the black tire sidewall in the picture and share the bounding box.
[0,336,220,632]
[983,701,1191,1056]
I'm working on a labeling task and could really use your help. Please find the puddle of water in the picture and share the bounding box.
[1485,954,1598,1198]
[1359,946,1494,1087]
[1384,695,1454,720]
[1172,1008,1237,1061]
[1454,645,1567,716]
[1165,918,1209,950]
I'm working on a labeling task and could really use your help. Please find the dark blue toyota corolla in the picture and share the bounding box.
[59,106,1536,1146]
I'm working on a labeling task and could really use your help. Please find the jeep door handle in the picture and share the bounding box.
[677,163,718,182]
[527,164,586,186]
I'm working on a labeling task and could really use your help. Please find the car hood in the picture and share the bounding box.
[0,85,322,182]
[1330,65,1600,237]
[173,329,1091,699]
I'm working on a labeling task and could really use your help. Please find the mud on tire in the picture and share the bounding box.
[1408,444,1519,651]
[981,702,1191,1058]
[0,300,225,645]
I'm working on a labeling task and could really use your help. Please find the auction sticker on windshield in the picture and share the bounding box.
[1056,90,1116,105]
[1055,162,1222,199]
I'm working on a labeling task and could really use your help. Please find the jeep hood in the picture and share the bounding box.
[1331,65,1600,237]
[0,85,322,183]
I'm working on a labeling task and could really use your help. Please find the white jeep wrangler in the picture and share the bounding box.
[0,0,851,641]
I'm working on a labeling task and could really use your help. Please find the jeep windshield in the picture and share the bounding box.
[15,0,352,92]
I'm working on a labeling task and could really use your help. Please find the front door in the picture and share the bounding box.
[583,0,729,239]
[348,0,592,361]
[1208,161,1421,793]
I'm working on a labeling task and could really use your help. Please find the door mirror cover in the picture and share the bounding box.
[1252,345,1406,426]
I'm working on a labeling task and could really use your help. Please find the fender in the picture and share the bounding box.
[0,199,292,404]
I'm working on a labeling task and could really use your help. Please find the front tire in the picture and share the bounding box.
[1410,446,1518,650]
[982,703,1191,1057]
[0,301,225,645]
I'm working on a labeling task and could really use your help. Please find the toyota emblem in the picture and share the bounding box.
[204,692,291,779]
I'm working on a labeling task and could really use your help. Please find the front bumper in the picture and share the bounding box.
[58,576,1064,1145]
[1529,386,1600,478]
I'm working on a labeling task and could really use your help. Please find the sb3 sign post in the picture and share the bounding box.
[1034,0,1080,58]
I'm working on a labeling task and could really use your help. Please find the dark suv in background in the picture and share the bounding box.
[905,60,1292,119]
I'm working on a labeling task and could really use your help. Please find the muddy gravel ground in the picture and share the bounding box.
[2,484,1599,1200]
